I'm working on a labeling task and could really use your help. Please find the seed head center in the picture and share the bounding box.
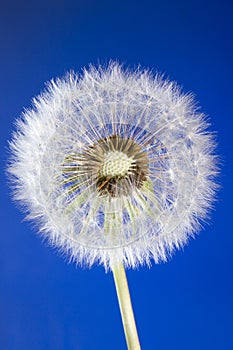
[101,151,134,177]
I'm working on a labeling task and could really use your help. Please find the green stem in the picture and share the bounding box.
[111,263,141,350]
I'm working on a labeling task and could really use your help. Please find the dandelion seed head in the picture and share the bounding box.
[8,62,218,269]
[101,150,133,177]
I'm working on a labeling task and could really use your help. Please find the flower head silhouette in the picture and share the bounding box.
[8,63,217,270]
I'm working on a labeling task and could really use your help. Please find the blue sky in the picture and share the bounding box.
[0,1,232,349]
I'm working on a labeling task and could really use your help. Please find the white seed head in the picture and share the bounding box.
[7,62,218,269]
[101,151,134,177]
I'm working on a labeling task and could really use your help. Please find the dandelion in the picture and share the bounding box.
[8,62,217,349]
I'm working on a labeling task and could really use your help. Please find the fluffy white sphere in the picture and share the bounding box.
[8,63,217,269]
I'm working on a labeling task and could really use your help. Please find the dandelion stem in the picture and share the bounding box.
[112,263,141,350]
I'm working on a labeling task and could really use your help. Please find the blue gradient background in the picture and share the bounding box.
[1,1,232,349]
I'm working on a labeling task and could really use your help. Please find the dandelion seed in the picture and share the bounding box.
[8,62,218,349]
